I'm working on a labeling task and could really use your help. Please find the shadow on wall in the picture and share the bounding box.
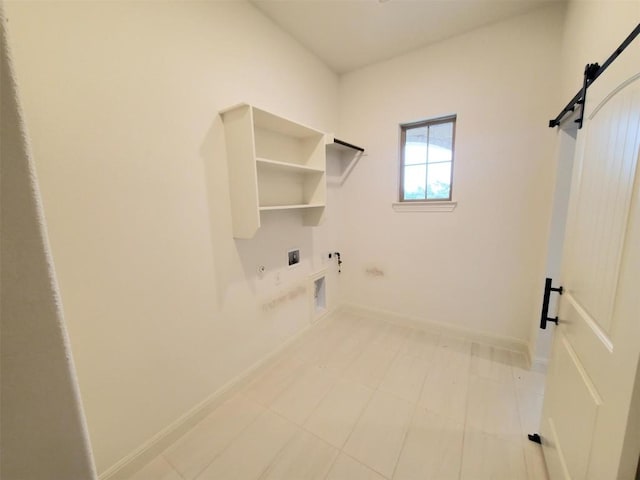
[200,115,245,308]
[0,11,97,478]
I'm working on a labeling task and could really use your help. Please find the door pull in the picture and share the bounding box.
[540,277,563,330]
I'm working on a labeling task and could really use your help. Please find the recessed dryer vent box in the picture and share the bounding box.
[309,269,328,322]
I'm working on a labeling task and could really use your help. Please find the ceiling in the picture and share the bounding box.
[251,0,559,73]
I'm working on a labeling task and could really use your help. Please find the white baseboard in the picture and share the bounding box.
[99,312,333,480]
[342,303,530,356]
[531,356,549,373]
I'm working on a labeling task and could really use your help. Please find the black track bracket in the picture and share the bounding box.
[528,433,542,444]
[549,23,640,129]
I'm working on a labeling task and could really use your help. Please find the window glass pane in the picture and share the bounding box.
[426,162,451,199]
[403,164,426,200]
[404,126,428,165]
[400,116,455,203]
[427,122,453,163]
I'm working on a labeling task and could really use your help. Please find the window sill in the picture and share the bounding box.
[392,201,457,212]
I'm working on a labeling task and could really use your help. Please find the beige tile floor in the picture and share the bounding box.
[129,312,549,480]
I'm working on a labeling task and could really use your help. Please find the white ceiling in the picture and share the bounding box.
[251,0,559,73]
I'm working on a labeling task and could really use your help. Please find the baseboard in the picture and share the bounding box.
[526,339,536,371]
[531,356,549,373]
[342,303,529,356]
[99,312,333,480]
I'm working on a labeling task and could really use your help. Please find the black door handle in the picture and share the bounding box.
[540,277,563,329]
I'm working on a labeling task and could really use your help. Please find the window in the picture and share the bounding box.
[400,115,456,202]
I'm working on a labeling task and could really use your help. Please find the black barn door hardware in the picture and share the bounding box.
[549,23,640,129]
[575,62,600,129]
[528,433,542,444]
[333,138,365,153]
[540,277,564,329]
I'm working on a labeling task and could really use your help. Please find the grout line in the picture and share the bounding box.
[177,401,267,480]
[263,403,342,479]
[337,343,393,477]
[389,332,439,479]
[388,389,421,479]
[160,454,185,480]
[159,313,544,480]
[253,425,302,480]
[267,368,339,428]
[336,380,377,453]
[343,328,413,479]
[158,455,186,480]
[320,453,340,480]
[458,337,474,480]
[265,317,374,429]
[339,450,393,480]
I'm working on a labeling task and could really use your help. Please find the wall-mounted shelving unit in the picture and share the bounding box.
[220,104,327,239]
[325,135,365,186]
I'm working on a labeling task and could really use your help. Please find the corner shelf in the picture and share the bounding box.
[325,135,365,186]
[220,104,327,238]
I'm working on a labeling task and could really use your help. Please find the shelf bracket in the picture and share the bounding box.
[326,136,366,186]
[333,138,364,152]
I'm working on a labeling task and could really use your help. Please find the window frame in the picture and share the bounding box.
[399,114,457,203]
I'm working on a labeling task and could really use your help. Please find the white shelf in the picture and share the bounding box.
[220,104,327,238]
[256,158,324,174]
[259,204,325,211]
[252,107,321,139]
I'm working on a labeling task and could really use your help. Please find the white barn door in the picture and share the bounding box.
[540,38,640,479]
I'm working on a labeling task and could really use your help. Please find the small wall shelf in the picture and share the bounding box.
[326,135,365,186]
[220,104,327,238]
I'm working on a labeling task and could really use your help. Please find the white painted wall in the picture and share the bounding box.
[559,0,640,103]
[4,1,339,474]
[337,5,565,348]
[0,11,96,478]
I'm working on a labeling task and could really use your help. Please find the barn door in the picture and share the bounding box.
[540,39,640,479]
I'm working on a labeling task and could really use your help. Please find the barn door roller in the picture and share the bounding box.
[549,23,640,129]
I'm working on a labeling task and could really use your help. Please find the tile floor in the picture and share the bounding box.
[129,311,549,480]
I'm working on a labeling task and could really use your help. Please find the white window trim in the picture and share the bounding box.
[398,115,456,206]
[392,201,457,213]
